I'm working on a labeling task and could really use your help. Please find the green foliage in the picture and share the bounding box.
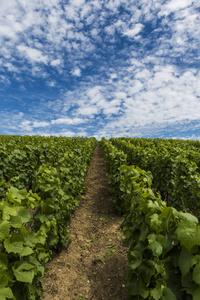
[110,137,200,217]
[100,137,127,213]
[0,136,98,299]
[101,138,200,299]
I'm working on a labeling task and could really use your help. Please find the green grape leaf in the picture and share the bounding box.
[150,280,165,300]
[140,288,149,298]
[7,186,27,204]
[21,247,34,257]
[24,231,39,247]
[175,220,200,251]
[9,215,22,228]
[179,247,198,277]
[4,235,24,254]
[37,252,50,262]
[162,287,176,300]
[0,287,14,300]
[129,250,142,269]
[150,213,162,232]
[0,254,8,270]
[0,274,8,288]
[13,261,35,283]
[179,212,198,224]
[10,207,30,228]
[192,287,200,300]
[139,223,149,242]
[0,221,9,242]
[147,234,165,257]
[16,206,30,223]
[193,263,200,284]
[2,203,17,221]
[37,231,47,245]
[151,288,163,300]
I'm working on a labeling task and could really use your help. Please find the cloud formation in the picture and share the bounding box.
[0,0,200,139]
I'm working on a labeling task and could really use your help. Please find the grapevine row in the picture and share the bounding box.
[0,136,98,300]
[110,137,200,218]
[101,137,200,300]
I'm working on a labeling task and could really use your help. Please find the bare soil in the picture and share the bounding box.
[42,144,128,300]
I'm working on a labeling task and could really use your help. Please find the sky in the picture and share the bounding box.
[0,0,200,140]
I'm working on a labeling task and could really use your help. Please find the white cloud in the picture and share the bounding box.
[61,130,76,137]
[50,59,62,67]
[103,99,121,115]
[19,120,33,132]
[32,121,50,128]
[0,75,11,86]
[110,73,117,79]
[76,106,99,116]
[159,0,194,16]
[105,0,122,12]
[0,25,18,40]
[115,92,127,100]
[72,0,86,7]
[51,117,86,125]
[71,67,81,77]
[47,80,56,87]
[17,45,49,64]
[128,80,143,95]
[123,23,144,37]
[4,63,19,73]
[90,28,99,37]
[87,86,102,99]
[105,25,115,36]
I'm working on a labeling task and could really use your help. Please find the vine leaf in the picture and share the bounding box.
[13,261,35,283]
[0,287,14,300]
[193,263,200,285]
[192,287,200,300]
[179,247,198,277]
[175,220,200,251]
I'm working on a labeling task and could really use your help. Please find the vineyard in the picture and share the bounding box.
[1,135,200,299]
[0,136,98,300]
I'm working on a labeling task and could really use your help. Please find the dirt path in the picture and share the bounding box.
[42,144,128,300]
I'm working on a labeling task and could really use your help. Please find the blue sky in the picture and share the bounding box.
[0,0,200,140]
